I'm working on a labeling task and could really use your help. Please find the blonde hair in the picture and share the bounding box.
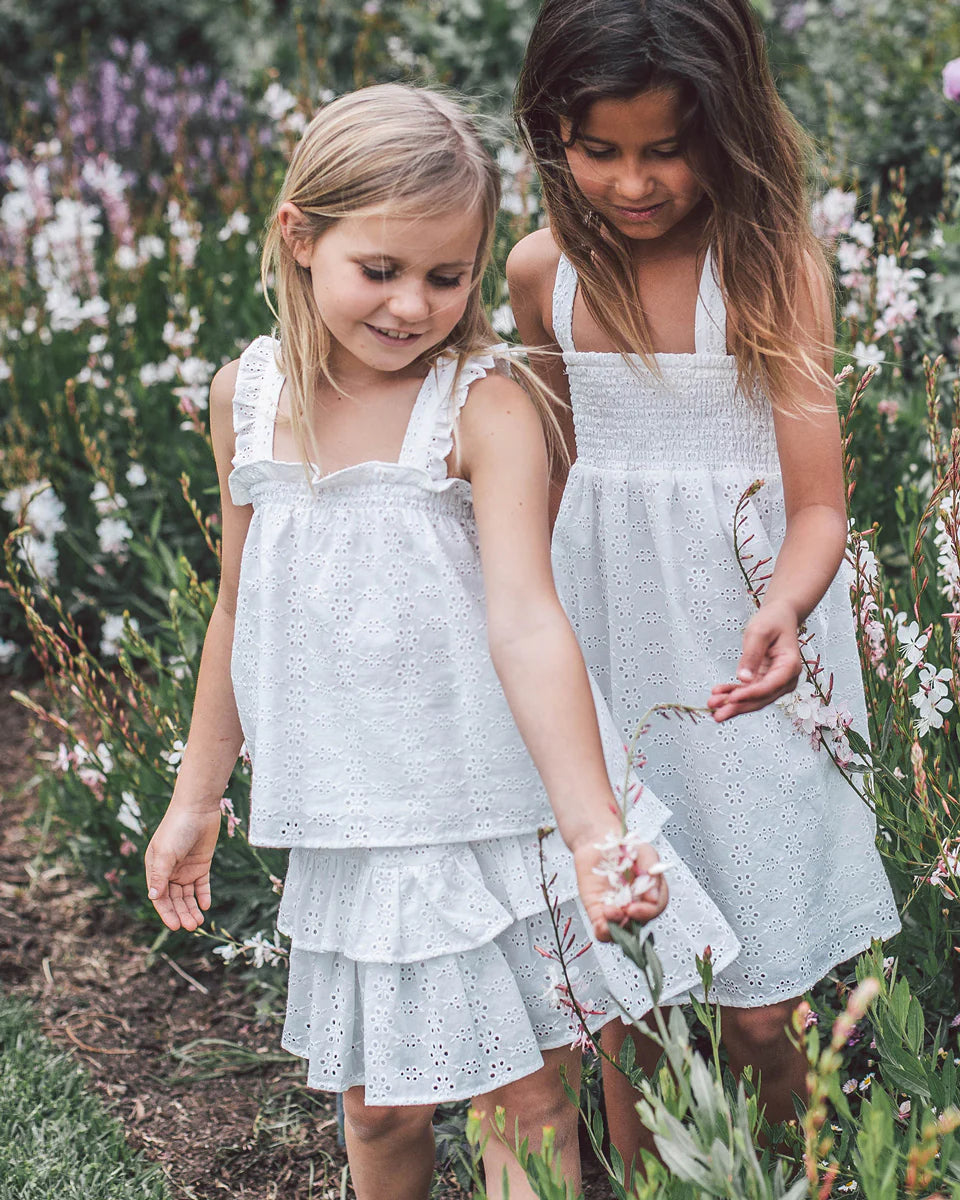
[515,0,835,412]
[261,83,565,469]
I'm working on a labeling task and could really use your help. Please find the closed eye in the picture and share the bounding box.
[360,264,393,282]
[580,145,615,161]
[360,265,464,288]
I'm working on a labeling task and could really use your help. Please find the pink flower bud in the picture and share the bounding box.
[944,57,960,101]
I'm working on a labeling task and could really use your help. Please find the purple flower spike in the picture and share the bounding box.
[944,58,960,102]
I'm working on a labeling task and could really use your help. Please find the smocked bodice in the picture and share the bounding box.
[552,251,780,475]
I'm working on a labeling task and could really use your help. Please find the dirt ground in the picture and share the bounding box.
[0,683,610,1199]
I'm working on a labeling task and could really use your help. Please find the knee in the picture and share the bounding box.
[342,1093,434,1145]
[724,1000,800,1058]
[482,1079,577,1148]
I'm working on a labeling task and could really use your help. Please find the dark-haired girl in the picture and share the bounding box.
[508,0,899,1168]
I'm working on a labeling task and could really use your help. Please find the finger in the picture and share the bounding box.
[736,625,773,684]
[170,884,201,933]
[195,878,212,912]
[151,893,183,931]
[592,915,611,942]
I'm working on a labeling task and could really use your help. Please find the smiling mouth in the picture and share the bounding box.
[613,201,666,219]
[367,325,420,342]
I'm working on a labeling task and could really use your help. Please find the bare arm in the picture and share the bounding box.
[709,258,846,720]
[145,358,253,929]
[459,372,666,938]
[507,231,577,528]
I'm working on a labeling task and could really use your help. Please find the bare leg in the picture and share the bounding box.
[472,1045,583,1200]
[600,1017,664,1186]
[342,1088,436,1200]
[720,998,808,1128]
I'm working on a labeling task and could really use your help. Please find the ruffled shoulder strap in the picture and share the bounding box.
[551,254,578,354]
[398,349,499,481]
[228,335,283,504]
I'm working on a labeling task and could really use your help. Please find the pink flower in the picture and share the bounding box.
[219,795,241,838]
[943,58,960,101]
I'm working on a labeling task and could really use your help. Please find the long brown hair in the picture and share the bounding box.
[261,84,565,470]
[515,0,834,408]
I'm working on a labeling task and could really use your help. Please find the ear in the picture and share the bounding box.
[278,202,314,268]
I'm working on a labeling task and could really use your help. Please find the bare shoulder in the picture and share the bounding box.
[458,366,545,452]
[506,226,561,291]
[209,357,241,475]
[210,357,241,415]
[507,228,563,344]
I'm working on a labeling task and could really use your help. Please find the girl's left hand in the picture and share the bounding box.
[707,601,803,721]
[573,835,668,942]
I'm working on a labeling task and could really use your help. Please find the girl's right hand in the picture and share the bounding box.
[144,806,221,932]
[573,834,668,943]
[707,600,803,721]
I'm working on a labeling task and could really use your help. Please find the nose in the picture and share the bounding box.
[615,157,656,202]
[387,279,430,324]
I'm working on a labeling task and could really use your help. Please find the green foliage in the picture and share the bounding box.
[1,7,960,1196]
[0,992,170,1199]
[770,0,960,224]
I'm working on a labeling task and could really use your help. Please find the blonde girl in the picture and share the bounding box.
[509,0,900,1173]
[144,84,737,1200]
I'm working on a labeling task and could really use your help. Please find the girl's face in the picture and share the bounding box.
[561,87,706,246]
[281,205,483,377]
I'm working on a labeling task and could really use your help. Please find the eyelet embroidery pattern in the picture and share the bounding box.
[225,336,740,1103]
[550,254,901,1007]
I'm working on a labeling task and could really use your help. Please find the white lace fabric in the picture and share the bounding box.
[550,252,901,1008]
[226,336,740,1103]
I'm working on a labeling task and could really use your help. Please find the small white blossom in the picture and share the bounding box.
[217,210,251,241]
[241,930,287,968]
[125,462,148,488]
[895,617,929,677]
[17,534,58,582]
[212,942,242,963]
[0,639,17,667]
[117,791,143,834]
[100,612,138,656]
[911,663,954,736]
[96,515,133,555]
[852,341,884,370]
[490,304,516,334]
[91,480,128,516]
[162,738,186,771]
[114,244,138,271]
[811,188,857,240]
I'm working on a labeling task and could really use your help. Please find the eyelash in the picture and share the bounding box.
[581,146,681,161]
[360,266,464,289]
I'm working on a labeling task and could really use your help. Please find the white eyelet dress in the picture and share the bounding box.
[550,253,900,1009]
[227,335,739,1105]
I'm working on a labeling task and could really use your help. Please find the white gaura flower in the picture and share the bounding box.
[100,612,139,656]
[852,341,883,370]
[17,534,58,582]
[91,480,128,516]
[810,187,856,240]
[3,480,67,540]
[241,930,287,968]
[126,462,148,488]
[96,515,133,556]
[217,210,251,241]
[162,738,186,772]
[490,304,516,335]
[117,790,143,834]
[911,663,954,736]
[212,941,242,963]
[0,639,17,667]
[894,617,929,676]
